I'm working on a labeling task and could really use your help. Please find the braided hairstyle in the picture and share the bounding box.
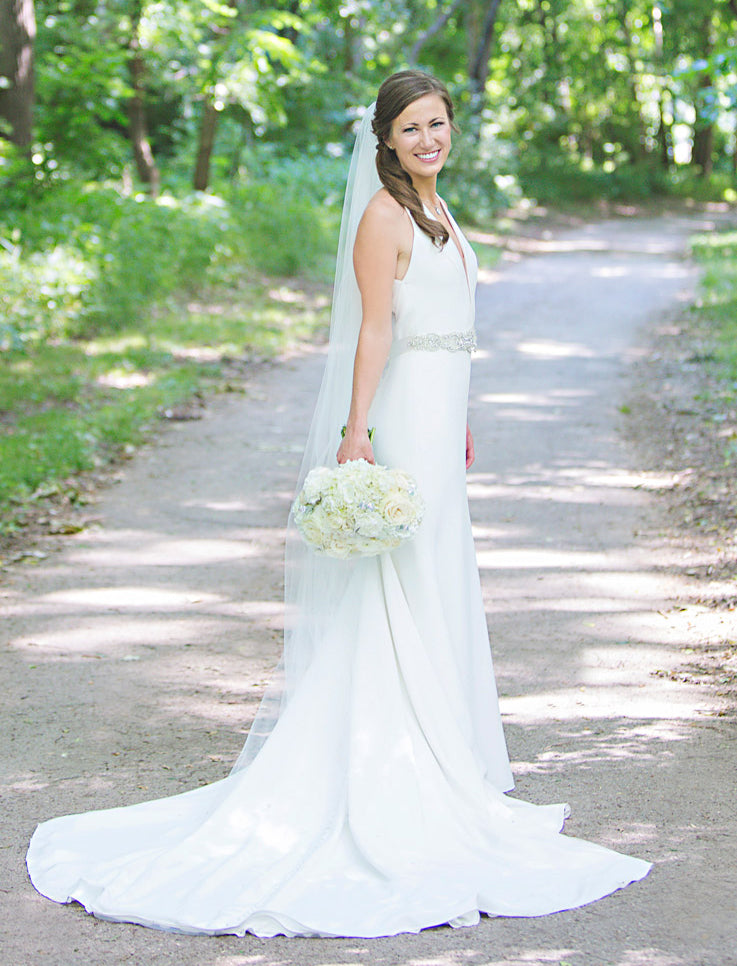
[372,70,456,248]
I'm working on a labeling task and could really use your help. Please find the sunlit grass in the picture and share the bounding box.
[148,271,330,361]
[468,233,503,270]
[691,231,737,386]
[0,272,330,533]
[0,165,339,534]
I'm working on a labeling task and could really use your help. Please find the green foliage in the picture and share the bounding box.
[0,343,203,516]
[517,158,671,204]
[228,181,330,276]
[225,149,344,275]
[0,263,331,532]
[691,230,737,385]
[517,159,736,207]
[33,1,131,180]
[137,1,306,139]
[442,118,521,223]
[2,185,228,339]
[6,0,735,217]
[1,144,342,349]
[690,229,737,472]
[0,241,98,343]
[0,141,39,208]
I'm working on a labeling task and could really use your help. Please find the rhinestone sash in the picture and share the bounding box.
[390,329,477,358]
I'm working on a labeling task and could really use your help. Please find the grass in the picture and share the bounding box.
[467,232,504,271]
[0,161,343,538]
[690,229,737,466]
[691,230,737,382]
[0,270,331,536]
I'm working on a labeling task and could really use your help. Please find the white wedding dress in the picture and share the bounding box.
[27,201,651,938]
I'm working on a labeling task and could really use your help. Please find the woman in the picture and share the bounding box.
[27,71,650,938]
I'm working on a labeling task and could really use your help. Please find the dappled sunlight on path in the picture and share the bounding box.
[2,213,736,965]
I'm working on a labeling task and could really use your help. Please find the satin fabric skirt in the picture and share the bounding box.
[26,350,651,936]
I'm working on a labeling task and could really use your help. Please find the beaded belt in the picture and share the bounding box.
[390,329,477,357]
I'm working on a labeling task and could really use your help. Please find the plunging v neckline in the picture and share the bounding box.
[426,199,470,296]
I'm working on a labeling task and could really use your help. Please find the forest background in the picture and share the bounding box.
[1,0,737,538]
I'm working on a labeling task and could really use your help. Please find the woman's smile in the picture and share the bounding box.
[387,93,452,183]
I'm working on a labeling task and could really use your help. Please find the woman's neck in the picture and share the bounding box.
[411,174,439,208]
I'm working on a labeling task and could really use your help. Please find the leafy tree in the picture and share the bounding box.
[3,0,735,211]
[182,1,304,189]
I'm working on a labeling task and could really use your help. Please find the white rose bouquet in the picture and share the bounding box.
[292,459,425,558]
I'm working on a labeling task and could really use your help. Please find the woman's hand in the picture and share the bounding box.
[337,428,375,465]
[466,423,475,469]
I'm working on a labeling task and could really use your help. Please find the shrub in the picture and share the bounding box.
[224,149,343,275]
[1,150,343,344]
[1,185,229,339]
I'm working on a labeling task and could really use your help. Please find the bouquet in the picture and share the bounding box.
[292,459,424,558]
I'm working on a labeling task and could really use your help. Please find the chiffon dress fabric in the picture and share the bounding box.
[26,199,651,938]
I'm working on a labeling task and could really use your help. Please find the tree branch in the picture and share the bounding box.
[409,0,464,65]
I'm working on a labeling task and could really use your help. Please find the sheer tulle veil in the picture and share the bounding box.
[231,105,381,770]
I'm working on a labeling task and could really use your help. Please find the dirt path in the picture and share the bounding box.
[3,212,736,966]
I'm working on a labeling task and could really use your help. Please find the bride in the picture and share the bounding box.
[27,70,651,938]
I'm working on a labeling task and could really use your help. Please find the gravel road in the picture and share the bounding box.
[2,211,736,966]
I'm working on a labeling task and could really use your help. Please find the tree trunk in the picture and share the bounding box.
[409,0,464,65]
[468,0,503,98]
[535,0,559,110]
[692,120,714,176]
[618,1,648,162]
[656,86,672,170]
[692,72,714,177]
[343,12,356,74]
[193,97,218,191]
[0,0,36,149]
[127,21,160,197]
[191,0,239,189]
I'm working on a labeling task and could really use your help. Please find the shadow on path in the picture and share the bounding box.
[2,213,736,966]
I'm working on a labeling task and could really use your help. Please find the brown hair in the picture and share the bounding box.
[372,70,456,248]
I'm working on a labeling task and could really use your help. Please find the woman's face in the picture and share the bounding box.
[386,93,452,184]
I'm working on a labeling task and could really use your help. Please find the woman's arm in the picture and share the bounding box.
[337,197,408,464]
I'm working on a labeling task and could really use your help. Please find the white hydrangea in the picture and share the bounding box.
[293,459,424,558]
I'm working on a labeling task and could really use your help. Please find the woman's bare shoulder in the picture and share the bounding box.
[361,189,406,228]
[367,187,405,214]
[356,190,409,250]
